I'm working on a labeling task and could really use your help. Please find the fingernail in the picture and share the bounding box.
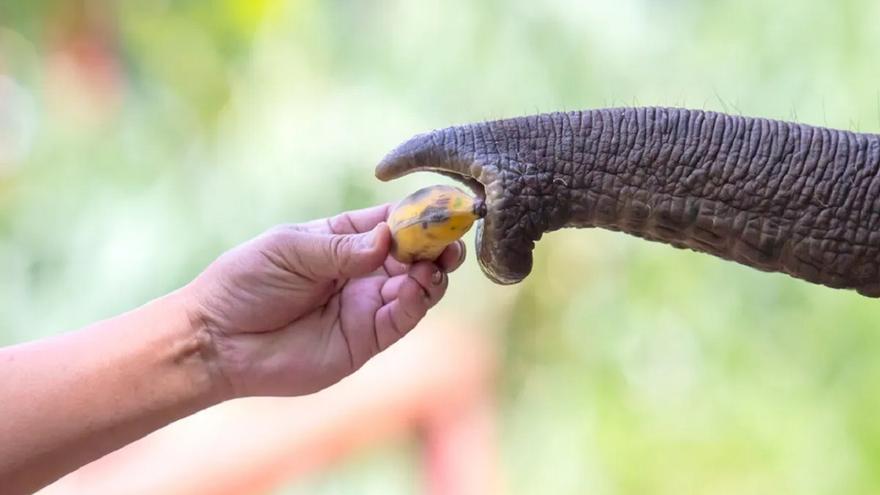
[431,268,444,286]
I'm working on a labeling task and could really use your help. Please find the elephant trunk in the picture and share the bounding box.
[376,107,880,297]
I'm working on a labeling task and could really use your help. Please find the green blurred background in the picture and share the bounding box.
[3,0,880,493]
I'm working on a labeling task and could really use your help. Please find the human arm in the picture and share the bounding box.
[0,203,465,494]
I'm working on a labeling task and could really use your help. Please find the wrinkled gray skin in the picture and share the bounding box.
[375,107,880,298]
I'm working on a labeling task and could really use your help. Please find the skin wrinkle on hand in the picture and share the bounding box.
[376,106,880,297]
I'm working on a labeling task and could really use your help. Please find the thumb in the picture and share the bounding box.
[288,223,391,280]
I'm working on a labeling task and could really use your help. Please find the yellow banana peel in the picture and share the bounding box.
[387,185,485,263]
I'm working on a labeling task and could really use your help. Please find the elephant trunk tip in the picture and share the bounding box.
[375,130,480,184]
[374,151,407,182]
[375,132,436,181]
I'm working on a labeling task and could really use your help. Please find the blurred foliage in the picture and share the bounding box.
[3,0,880,494]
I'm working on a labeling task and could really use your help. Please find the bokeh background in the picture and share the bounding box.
[4,0,880,493]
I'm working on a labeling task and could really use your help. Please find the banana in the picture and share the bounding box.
[387,185,486,264]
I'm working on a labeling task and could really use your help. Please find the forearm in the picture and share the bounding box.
[0,289,226,494]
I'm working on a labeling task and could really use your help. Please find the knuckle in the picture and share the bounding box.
[267,223,298,236]
[263,225,298,247]
[328,235,353,267]
[327,212,357,234]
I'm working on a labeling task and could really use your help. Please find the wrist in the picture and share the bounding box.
[167,287,236,404]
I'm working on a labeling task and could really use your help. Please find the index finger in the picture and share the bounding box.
[297,203,393,235]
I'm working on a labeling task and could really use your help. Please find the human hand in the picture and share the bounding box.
[183,204,465,398]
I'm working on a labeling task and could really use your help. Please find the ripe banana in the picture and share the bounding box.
[387,185,485,263]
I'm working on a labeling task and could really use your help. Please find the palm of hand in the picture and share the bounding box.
[187,204,462,398]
